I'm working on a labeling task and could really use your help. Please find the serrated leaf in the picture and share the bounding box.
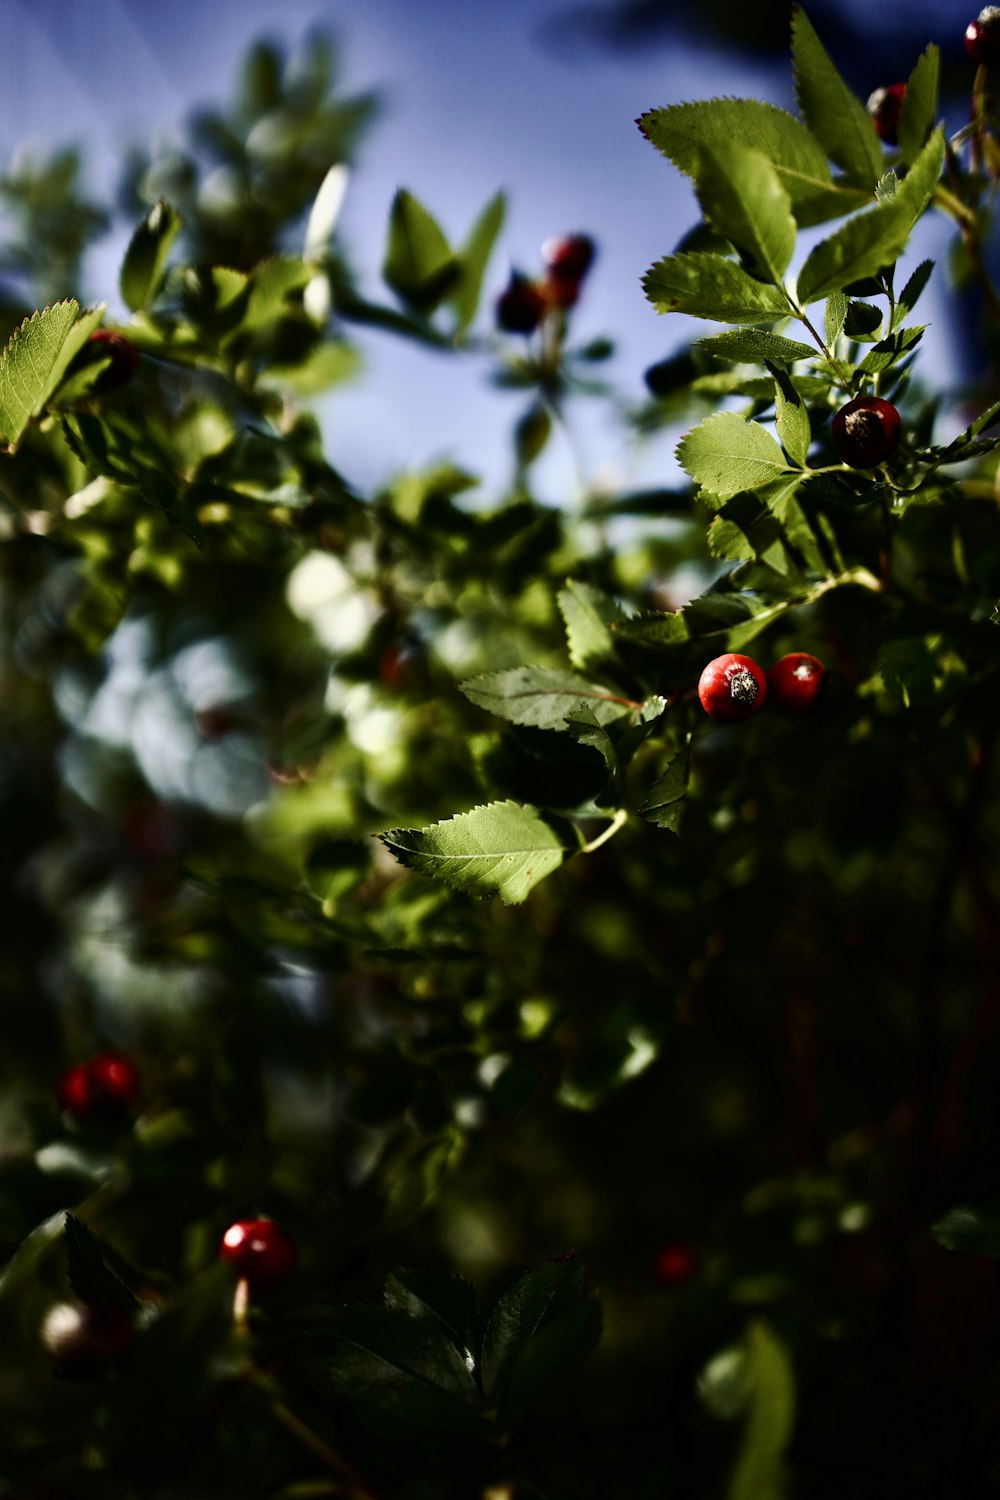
[379,801,569,904]
[693,142,796,282]
[558,579,618,673]
[639,740,691,833]
[931,1203,1000,1257]
[0,301,98,449]
[318,1304,482,1437]
[893,259,934,327]
[384,1268,482,1363]
[759,474,825,572]
[383,189,459,314]
[119,200,182,313]
[564,702,622,803]
[677,411,790,499]
[770,366,811,466]
[697,330,816,365]
[709,492,789,574]
[791,7,882,187]
[481,1259,599,1426]
[894,126,945,222]
[448,190,506,332]
[898,45,940,167]
[727,1321,796,1500]
[638,98,864,225]
[825,288,848,345]
[643,252,791,324]
[461,668,631,730]
[64,1214,140,1314]
[795,201,909,305]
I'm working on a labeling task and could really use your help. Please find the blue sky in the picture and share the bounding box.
[0,0,977,497]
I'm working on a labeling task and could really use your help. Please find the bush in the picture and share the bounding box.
[3,12,1000,1498]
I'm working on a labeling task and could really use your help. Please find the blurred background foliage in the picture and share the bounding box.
[2,13,1000,1500]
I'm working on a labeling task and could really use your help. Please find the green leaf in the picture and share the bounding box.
[643,252,791,324]
[481,1259,600,1427]
[64,1214,140,1314]
[894,126,945,222]
[564,702,622,802]
[677,411,791,500]
[638,98,864,225]
[791,7,882,187]
[460,668,631,730]
[318,1304,482,1437]
[119,200,182,313]
[758,474,825,572]
[696,330,816,365]
[898,45,940,167]
[795,202,910,305]
[639,740,691,833]
[384,1268,482,1362]
[825,288,848,345]
[693,142,796,282]
[558,579,619,673]
[726,1321,796,1500]
[931,1203,1000,1257]
[0,301,100,449]
[770,366,811,466]
[709,493,789,575]
[383,188,460,314]
[893,259,934,327]
[379,801,570,904]
[515,402,552,469]
[448,190,506,332]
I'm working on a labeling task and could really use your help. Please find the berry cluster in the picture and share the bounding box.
[495,233,597,335]
[698,652,827,723]
[57,1050,140,1125]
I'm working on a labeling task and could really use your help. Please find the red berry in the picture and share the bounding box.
[541,234,596,310]
[831,395,901,469]
[966,7,1000,63]
[219,1218,297,1291]
[654,1242,697,1285]
[56,1062,92,1117]
[495,274,546,334]
[541,234,596,280]
[87,329,139,392]
[766,652,828,716]
[867,83,906,145]
[42,1302,134,1379]
[88,1051,140,1111]
[697,653,767,723]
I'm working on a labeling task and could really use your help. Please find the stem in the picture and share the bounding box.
[271,1400,381,1500]
[579,808,628,854]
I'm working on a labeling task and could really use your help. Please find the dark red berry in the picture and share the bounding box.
[697,653,767,723]
[56,1062,92,1117]
[541,234,597,310]
[867,83,907,145]
[766,652,828,716]
[87,329,139,392]
[88,1051,140,1112]
[966,7,1000,64]
[831,395,901,468]
[219,1218,297,1291]
[495,274,546,334]
[541,234,596,280]
[654,1242,698,1285]
[42,1302,134,1379]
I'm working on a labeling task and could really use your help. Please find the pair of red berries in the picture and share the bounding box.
[57,1050,140,1124]
[698,652,827,723]
[495,233,597,334]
